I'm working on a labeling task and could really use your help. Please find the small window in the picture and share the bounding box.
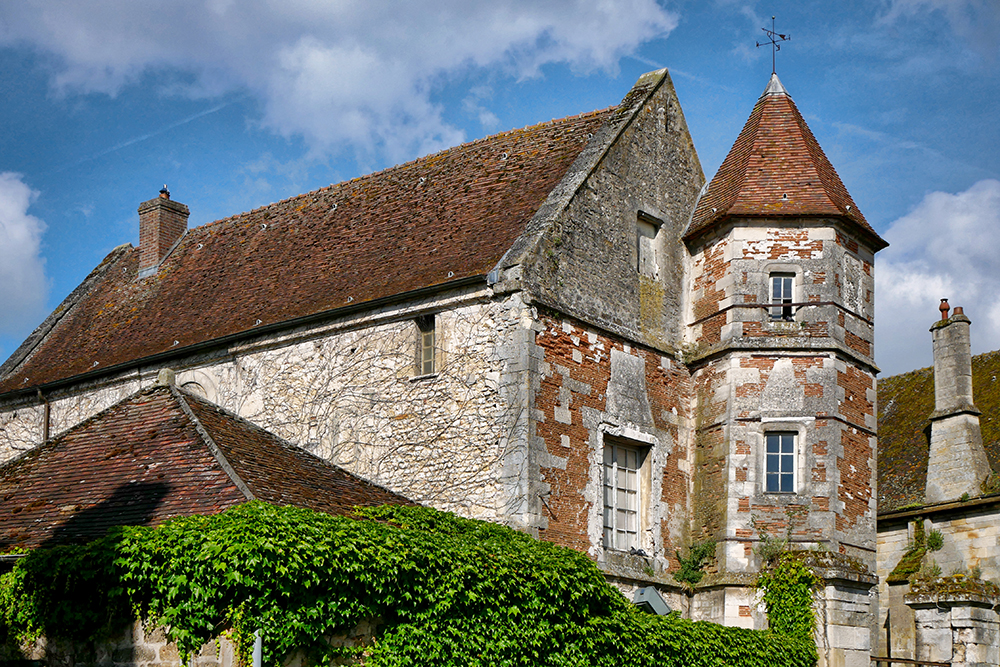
[769,273,794,320]
[636,212,661,278]
[603,443,643,550]
[765,432,796,493]
[416,315,436,375]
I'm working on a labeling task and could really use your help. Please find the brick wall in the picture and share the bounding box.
[531,311,693,571]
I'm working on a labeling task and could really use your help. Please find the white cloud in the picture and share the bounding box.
[0,0,678,160]
[876,179,1000,375]
[0,173,48,337]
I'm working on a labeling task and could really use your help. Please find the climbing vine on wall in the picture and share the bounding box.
[755,552,819,643]
[1,502,817,667]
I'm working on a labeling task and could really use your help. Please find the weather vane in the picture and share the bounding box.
[756,16,790,74]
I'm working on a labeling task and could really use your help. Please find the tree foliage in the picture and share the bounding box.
[1,502,816,667]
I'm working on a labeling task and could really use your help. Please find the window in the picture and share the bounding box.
[603,443,642,550]
[636,212,661,278]
[416,315,435,375]
[765,432,796,493]
[769,273,794,320]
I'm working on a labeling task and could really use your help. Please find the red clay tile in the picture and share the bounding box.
[685,74,886,250]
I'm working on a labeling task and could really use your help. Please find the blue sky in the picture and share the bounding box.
[0,0,998,376]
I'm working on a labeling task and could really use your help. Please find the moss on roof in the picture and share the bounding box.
[878,349,1000,513]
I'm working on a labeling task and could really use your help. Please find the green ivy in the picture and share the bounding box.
[674,540,716,586]
[756,553,818,643]
[1,502,816,667]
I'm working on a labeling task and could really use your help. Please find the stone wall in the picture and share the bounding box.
[686,223,876,366]
[688,350,877,574]
[877,505,1000,660]
[0,286,533,524]
[530,310,693,565]
[875,521,916,659]
[3,618,379,667]
[513,68,704,354]
[907,587,1000,667]
[5,621,236,667]
[684,220,878,580]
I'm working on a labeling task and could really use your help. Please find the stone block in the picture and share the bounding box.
[826,624,869,650]
[158,642,181,662]
[146,625,168,644]
[113,645,156,663]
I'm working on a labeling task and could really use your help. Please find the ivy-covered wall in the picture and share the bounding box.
[1,503,817,667]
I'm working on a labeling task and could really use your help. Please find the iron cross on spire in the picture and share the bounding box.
[756,16,790,74]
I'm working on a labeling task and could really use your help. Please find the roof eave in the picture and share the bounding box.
[0,273,487,403]
[683,211,888,251]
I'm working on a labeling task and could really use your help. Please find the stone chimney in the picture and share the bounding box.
[138,186,189,278]
[925,299,991,504]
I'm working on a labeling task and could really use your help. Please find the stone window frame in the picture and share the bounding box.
[636,210,663,279]
[413,314,438,378]
[599,426,656,553]
[763,263,804,322]
[758,419,809,496]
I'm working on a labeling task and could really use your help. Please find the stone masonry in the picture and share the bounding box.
[0,69,886,664]
[926,305,991,504]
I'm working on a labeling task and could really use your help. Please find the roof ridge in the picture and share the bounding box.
[188,108,613,236]
[170,386,256,501]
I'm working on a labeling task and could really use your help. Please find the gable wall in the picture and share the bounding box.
[519,71,704,354]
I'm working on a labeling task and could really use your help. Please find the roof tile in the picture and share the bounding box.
[0,385,412,548]
[0,110,612,394]
[685,74,886,250]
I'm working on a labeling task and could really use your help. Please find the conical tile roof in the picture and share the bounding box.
[685,73,887,250]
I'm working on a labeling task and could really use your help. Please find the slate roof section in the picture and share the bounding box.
[0,384,412,549]
[0,109,613,395]
[878,349,1000,513]
[685,73,887,250]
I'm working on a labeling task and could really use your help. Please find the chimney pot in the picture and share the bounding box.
[939,298,950,320]
[138,190,189,277]
[953,306,964,316]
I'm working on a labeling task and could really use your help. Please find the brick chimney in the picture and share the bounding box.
[138,186,189,278]
[925,300,991,504]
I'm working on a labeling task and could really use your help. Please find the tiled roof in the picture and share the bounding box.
[685,74,887,250]
[877,349,1000,513]
[0,109,613,394]
[0,384,412,549]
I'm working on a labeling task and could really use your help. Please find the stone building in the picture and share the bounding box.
[0,69,886,662]
[877,301,1000,665]
[0,370,413,551]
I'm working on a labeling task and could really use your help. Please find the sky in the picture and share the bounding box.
[0,0,998,378]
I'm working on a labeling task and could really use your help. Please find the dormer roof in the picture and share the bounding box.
[685,73,887,250]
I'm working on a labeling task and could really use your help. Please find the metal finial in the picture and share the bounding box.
[756,16,790,75]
